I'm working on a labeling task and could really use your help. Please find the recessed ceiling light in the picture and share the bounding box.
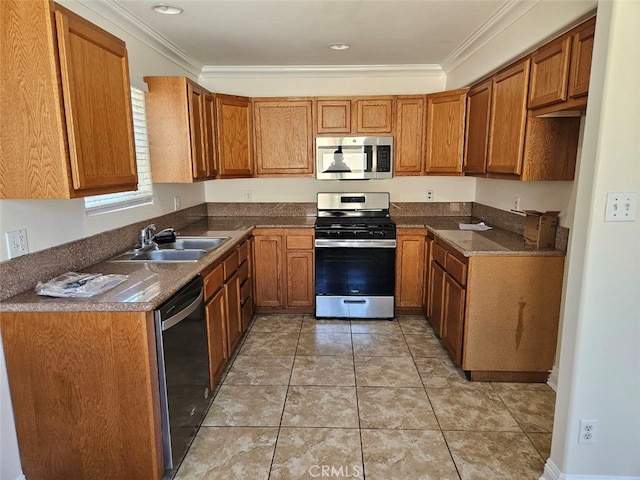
[152,4,183,15]
[329,43,351,51]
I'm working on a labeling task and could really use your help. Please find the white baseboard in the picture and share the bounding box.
[547,364,559,392]
[541,459,640,480]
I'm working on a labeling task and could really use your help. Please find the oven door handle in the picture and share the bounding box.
[315,239,396,248]
[162,289,204,331]
[343,299,367,304]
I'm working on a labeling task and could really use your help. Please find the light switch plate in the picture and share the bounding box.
[605,192,637,222]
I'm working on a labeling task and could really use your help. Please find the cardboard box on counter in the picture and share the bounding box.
[524,211,560,249]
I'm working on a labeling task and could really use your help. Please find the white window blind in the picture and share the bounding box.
[84,87,153,215]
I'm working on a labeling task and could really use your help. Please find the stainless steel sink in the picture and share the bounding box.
[157,236,228,251]
[133,249,207,261]
[108,236,229,262]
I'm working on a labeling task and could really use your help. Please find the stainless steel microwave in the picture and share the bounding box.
[316,136,393,180]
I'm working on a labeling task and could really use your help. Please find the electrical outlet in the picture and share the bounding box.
[514,197,521,211]
[244,190,253,202]
[605,192,637,221]
[173,196,181,211]
[426,190,434,202]
[6,229,29,259]
[579,419,598,444]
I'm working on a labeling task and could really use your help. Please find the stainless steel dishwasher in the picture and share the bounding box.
[154,275,211,471]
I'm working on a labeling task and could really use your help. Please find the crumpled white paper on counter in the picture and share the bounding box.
[458,222,493,231]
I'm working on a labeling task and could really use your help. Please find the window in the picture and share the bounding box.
[84,87,153,214]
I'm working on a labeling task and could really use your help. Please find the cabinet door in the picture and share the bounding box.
[355,98,394,133]
[253,233,284,307]
[394,96,426,175]
[487,59,530,175]
[216,94,254,178]
[316,99,351,134]
[395,231,426,308]
[428,261,446,337]
[528,36,571,109]
[54,7,137,193]
[425,89,467,174]
[206,288,228,387]
[204,93,218,178]
[442,274,466,365]
[254,99,314,176]
[463,80,492,174]
[225,271,242,355]
[286,251,314,307]
[188,82,207,179]
[568,18,596,99]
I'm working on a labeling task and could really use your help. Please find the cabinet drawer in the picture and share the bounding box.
[204,263,224,300]
[446,253,468,287]
[432,243,447,267]
[223,249,240,280]
[286,232,314,250]
[238,240,249,264]
[239,260,249,284]
[240,279,251,304]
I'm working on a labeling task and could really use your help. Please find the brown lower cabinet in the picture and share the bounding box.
[204,264,228,387]
[0,310,164,480]
[203,237,253,387]
[427,236,564,381]
[253,228,314,312]
[395,228,427,312]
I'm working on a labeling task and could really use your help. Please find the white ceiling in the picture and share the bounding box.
[84,0,540,74]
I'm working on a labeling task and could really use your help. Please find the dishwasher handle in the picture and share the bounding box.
[162,288,204,331]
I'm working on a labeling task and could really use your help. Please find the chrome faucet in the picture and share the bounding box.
[140,224,157,249]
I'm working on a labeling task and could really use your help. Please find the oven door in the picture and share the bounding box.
[315,239,396,318]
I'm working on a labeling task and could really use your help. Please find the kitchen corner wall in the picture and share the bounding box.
[204,177,476,205]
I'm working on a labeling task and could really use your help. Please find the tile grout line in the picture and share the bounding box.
[350,319,367,480]
[266,315,304,480]
[402,316,463,480]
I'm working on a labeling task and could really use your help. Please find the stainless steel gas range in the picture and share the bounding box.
[314,192,396,319]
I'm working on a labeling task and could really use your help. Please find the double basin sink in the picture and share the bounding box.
[109,236,229,263]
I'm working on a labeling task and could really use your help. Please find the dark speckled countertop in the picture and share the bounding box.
[0,213,561,313]
[394,215,565,257]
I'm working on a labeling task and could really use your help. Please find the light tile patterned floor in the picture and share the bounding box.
[174,314,556,479]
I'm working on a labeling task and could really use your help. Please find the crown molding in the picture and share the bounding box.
[200,64,444,79]
[75,0,202,77]
[440,0,541,74]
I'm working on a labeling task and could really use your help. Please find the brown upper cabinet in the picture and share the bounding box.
[253,98,314,176]
[0,1,138,199]
[394,95,426,176]
[216,94,254,178]
[528,17,596,114]
[424,89,468,175]
[487,59,531,176]
[144,76,217,183]
[568,17,596,99]
[484,58,580,181]
[315,96,394,135]
[463,80,492,175]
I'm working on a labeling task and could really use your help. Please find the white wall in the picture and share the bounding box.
[543,1,640,477]
[206,176,475,204]
[199,73,446,97]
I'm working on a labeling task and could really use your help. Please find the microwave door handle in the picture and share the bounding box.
[372,145,377,172]
[365,145,374,172]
